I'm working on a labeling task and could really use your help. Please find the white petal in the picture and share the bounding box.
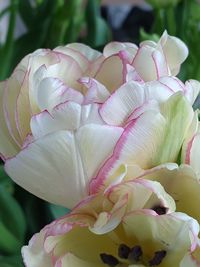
[22,230,52,267]
[0,82,19,159]
[90,111,166,193]
[103,42,138,62]
[66,43,102,61]
[80,104,104,125]
[79,77,110,104]
[100,81,159,126]
[3,73,23,146]
[185,79,200,104]
[30,102,82,139]
[6,125,123,208]
[35,77,83,112]
[160,31,188,75]
[132,45,168,81]
[76,124,123,179]
[54,46,89,72]
[94,55,124,92]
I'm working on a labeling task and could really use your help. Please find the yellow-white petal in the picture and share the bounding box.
[0,82,19,159]
[22,230,52,267]
[5,125,123,208]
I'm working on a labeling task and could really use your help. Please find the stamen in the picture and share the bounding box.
[148,250,167,266]
[128,245,143,262]
[118,244,131,259]
[152,205,167,215]
[100,253,119,266]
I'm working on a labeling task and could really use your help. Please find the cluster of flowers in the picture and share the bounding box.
[1,31,200,267]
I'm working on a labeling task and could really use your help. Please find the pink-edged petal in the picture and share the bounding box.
[44,216,117,264]
[103,42,138,62]
[30,102,82,139]
[100,81,159,126]
[22,229,52,267]
[132,45,168,81]
[79,77,110,104]
[80,103,104,125]
[53,46,90,72]
[182,133,200,178]
[125,64,144,83]
[5,125,123,208]
[3,73,23,147]
[160,30,188,75]
[90,111,166,193]
[0,82,19,159]
[30,53,84,104]
[131,179,176,212]
[66,43,102,61]
[76,124,123,180]
[145,76,193,103]
[89,193,128,235]
[5,131,87,208]
[185,79,200,104]
[94,55,124,92]
[35,77,83,112]
[155,76,185,93]
[136,164,200,224]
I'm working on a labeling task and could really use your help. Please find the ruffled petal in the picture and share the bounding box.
[160,30,188,75]
[79,77,110,104]
[66,43,102,61]
[5,125,123,208]
[35,77,83,112]
[100,81,159,126]
[135,164,200,224]
[31,102,82,139]
[22,230,52,267]
[132,45,168,81]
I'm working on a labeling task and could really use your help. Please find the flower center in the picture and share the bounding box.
[152,205,168,215]
[100,244,167,266]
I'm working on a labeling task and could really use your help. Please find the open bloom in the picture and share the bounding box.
[22,209,200,267]
[0,31,190,158]
[4,91,197,208]
[0,32,199,209]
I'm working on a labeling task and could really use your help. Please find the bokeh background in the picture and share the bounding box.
[0,1,200,266]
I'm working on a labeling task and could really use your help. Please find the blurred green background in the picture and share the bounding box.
[0,0,200,266]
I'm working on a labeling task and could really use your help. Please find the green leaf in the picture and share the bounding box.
[0,255,23,267]
[0,222,21,254]
[0,165,14,194]
[0,0,18,79]
[0,185,26,243]
[84,0,111,47]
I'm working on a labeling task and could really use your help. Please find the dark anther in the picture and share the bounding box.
[118,243,131,259]
[128,245,143,262]
[148,250,167,266]
[100,253,119,266]
[152,205,167,215]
